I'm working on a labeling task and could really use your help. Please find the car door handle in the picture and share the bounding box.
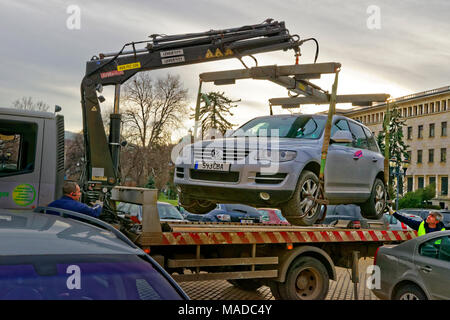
[420,266,432,273]
[372,157,378,162]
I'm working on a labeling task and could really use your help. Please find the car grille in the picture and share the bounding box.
[194,147,249,162]
[190,169,239,183]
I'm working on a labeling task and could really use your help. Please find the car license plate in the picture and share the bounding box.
[194,161,230,172]
[240,219,253,224]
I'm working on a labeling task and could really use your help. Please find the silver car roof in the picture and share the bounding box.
[0,210,142,256]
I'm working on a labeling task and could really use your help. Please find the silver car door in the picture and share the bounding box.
[325,119,362,200]
[414,235,450,299]
[347,121,373,195]
[362,126,384,187]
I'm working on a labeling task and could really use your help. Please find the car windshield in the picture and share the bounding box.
[158,204,184,220]
[0,254,183,300]
[231,115,326,139]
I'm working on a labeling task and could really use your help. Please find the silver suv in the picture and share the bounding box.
[174,114,386,225]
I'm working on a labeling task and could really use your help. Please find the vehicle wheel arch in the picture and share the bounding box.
[276,245,336,283]
[391,279,430,300]
[301,161,321,178]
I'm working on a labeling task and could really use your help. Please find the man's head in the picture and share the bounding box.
[63,181,81,201]
[426,211,443,225]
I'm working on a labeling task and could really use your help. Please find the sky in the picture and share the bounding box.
[1,0,449,140]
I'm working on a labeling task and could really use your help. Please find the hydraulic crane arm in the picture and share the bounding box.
[80,19,304,188]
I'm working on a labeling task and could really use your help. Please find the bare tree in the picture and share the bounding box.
[11,96,51,112]
[120,73,188,186]
[64,131,84,181]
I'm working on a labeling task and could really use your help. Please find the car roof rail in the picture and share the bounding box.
[33,206,139,249]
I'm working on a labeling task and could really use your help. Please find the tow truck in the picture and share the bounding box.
[0,19,416,299]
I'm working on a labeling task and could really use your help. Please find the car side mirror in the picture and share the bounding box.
[331,130,353,144]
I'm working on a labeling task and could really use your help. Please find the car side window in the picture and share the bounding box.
[363,127,379,153]
[348,122,368,149]
[419,236,450,261]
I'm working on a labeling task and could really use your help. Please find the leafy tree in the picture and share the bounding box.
[144,174,156,189]
[193,91,239,138]
[377,104,409,197]
[398,183,438,209]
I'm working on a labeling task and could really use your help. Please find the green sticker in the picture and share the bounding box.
[12,184,36,206]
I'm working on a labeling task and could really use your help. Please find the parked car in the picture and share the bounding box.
[117,201,185,223]
[201,204,262,223]
[0,208,189,300]
[372,230,450,300]
[257,208,290,225]
[178,206,204,222]
[317,204,388,229]
[384,212,422,231]
[175,114,387,226]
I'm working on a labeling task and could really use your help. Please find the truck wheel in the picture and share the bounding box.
[393,284,427,300]
[227,279,263,291]
[267,281,284,300]
[360,178,386,219]
[281,170,323,226]
[179,193,216,214]
[279,256,329,300]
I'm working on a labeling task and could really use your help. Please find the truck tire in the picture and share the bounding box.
[359,178,386,219]
[393,284,427,300]
[280,170,323,226]
[278,256,329,300]
[267,281,284,300]
[179,193,216,214]
[227,279,263,291]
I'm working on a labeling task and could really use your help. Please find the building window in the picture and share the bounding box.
[436,101,441,112]
[407,177,413,192]
[407,126,412,140]
[414,106,418,115]
[417,150,423,164]
[429,123,435,137]
[418,177,424,189]
[441,148,447,163]
[406,151,412,162]
[442,122,447,136]
[431,102,434,113]
[418,125,423,138]
[408,107,412,116]
[425,103,429,114]
[376,113,379,122]
[428,149,434,163]
[419,104,423,115]
[442,177,449,196]
[443,100,447,111]
[429,176,436,186]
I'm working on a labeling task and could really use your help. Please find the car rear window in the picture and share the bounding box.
[0,254,183,300]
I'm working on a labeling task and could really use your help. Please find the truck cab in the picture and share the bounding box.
[0,108,64,210]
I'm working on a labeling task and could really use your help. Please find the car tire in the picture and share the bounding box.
[278,256,329,300]
[360,178,386,219]
[393,284,427,300]
[179,193,216,214]
[280,170,323,226]
[227,279,263,291]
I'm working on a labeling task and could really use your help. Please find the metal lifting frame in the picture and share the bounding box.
[197,63,391,218]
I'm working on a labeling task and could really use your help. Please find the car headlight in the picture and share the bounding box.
[255,149,297,162]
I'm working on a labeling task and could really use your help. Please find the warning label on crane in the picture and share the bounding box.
[117,62,141,71]
[206,48,233,59]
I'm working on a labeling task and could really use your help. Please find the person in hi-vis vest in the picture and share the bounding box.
[388,207,446,236]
